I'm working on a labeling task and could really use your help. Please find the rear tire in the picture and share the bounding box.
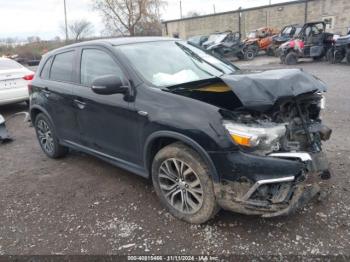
[285,52,298,65]
[34,113,68,158]
[152,142,219,224]
[244,47,256,61]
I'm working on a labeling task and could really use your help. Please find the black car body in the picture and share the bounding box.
[279,21,334,65]
[29,37,332,223]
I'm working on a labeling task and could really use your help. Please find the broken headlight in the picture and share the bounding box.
[223,120,286,151]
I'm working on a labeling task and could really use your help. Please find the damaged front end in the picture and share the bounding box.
[214,99,332,217]
[170,68,332,217]
[213,70,332,217]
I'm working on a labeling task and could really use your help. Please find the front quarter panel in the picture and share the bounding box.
[135,84,236,153]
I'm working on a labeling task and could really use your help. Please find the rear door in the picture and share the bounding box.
[41,50,79,142]
[72,47,140,164]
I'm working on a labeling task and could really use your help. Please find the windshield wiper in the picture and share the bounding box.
[175,42,226,76]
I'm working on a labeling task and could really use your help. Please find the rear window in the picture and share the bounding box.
[40,57,53,79]
[50,51,75,82]
[0,59,23,70]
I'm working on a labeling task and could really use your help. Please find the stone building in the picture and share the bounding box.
[162,0,350,39]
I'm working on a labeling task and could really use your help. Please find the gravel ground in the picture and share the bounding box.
[0,57,349,257]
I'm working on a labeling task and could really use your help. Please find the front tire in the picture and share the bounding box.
[34,113,68,158]
[244,47,256,61]
[285,52,298,65]
[152,142,219,224]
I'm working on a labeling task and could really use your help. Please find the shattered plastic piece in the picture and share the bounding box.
[0,112,30,144]
[0,114,12,143]
[221,69,327,112]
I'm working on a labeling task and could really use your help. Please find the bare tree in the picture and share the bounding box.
[68,20,94,41]
[93,0,165,36]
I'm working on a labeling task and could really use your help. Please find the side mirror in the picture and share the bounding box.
[91,75,129,95]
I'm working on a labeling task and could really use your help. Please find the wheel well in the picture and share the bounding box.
[30,108,42,123]
[146,137,178,176]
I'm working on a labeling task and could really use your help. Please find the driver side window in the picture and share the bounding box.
[80,49,124,87]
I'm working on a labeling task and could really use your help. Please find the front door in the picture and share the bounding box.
[72,47,140,164]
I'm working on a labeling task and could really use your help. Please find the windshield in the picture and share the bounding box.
[207,34,220,42]
[294,27,302,36]
[214,34,228,44]
[282,26,292,35]
[0,59,23,70]
[116,41,237,87]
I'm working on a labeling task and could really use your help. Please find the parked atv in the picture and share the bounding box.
[206,32,256,60]
[243,27,279,56]
[326,33,350,64]
[279,21,334,65]
[267,24,302,56]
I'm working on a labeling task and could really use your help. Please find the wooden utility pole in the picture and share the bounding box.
[238,7,242,38]
[304,0,308,23]
[180,0,183,18]
[213,4,216,14]
[64,0,68,41]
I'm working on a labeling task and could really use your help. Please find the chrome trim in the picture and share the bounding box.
[240,176,295,201]
[137,111,148,116]
[268,152,312,162]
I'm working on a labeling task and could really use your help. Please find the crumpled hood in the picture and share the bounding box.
[220,69,327,112]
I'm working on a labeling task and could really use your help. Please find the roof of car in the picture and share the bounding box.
[45,36,180,56]
[50,37,178,53]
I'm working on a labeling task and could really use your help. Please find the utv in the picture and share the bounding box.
[243,27,279,56]
[326,33,350,64]
[206,32,256,60]
[279,21,334,65]
[267,24,303,56]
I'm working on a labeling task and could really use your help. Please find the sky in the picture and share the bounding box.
[0,0,296,40]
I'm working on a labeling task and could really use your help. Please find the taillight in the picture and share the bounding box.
[23,74,34,81]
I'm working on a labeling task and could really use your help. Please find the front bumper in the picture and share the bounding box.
[212,151,331,217]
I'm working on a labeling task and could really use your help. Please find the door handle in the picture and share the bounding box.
[74,99,86,109]
[42,87,51,97]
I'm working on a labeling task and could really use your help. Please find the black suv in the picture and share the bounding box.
[30,37,332,224]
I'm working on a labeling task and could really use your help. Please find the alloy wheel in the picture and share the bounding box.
[36,119,55,154]
[158,158,203,214]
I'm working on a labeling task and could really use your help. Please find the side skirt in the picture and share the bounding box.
[62,140,149,179]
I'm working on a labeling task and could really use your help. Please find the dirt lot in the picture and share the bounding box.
[0,57,349,257]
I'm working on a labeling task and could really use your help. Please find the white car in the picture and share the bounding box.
[0,58,35,106]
